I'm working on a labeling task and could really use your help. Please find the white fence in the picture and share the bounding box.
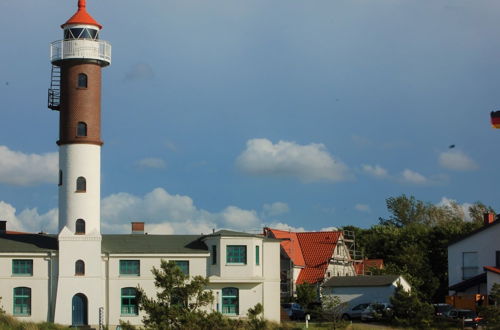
[50,39,111,65]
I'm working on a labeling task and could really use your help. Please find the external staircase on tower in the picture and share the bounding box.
[48,65,61,110]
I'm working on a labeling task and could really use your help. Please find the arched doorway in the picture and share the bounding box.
[72,293,88,326]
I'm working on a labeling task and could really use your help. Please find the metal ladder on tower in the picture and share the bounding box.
[48,65,61,110]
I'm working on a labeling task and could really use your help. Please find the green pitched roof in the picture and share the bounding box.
[0,234,58,253]
[101,234,208,254]
[322,275,402,287]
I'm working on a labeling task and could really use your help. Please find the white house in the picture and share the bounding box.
[0,225,281,327]
[448,214,500,296]
[321,275,411,308]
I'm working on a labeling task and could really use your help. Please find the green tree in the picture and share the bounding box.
[137,260,214,329]
[390,284,434,328]
[295,282,317,309]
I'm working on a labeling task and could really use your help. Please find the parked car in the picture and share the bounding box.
[361,303,393,321]
[341,303,370,320]
[282,303,306,320]
[446,309,483,328]
[433,303,452,317]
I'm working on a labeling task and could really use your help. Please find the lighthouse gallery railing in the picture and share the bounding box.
[50,39,111,65]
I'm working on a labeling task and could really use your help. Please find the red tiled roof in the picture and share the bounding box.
[265,229,305,267]
[355,259,384,275]
[484,266,500,275]
[296,231,341,284]
[62,0,102,29]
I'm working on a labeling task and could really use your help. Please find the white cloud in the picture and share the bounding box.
[266,222,306,232]
[262,202,290,217]
[236,138,352,183]
[361,164,388,178]
[319,226,339,231]
[401,169,429,185]
[220,206,261,230]
[0,200,57,233]
[439,150,478,171]
[137,157,166,169]
[355,204,371,212]
[437,197,472,222]
[0,146,57,186]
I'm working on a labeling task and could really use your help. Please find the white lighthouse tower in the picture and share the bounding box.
[49,0,111,326]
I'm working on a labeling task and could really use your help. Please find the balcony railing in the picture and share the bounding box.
[50,39,111,65]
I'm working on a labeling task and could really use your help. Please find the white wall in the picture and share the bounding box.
[0,254,52,323]
[448,224,500,289]
[486,271,500,295]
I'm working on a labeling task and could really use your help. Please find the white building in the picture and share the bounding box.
[0,225,281,327]
[321,275,411,309]
[448,214,500,296]
[0,0,281,327]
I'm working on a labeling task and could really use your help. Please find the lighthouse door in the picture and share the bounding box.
[72,293,88,326]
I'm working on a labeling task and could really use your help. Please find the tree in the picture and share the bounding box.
[390,284,433,328]
[137,260,214,329]
[295,282,317,309]
[320,290,347,330]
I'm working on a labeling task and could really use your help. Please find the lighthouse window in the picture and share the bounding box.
[76,177,86,192]
[77,122,87,137]
[76,219,86,234]
[64,28,99,40]
[77,74,88,88]
[58,170,62,186]
[75,260,85,276]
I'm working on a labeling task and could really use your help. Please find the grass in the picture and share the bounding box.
[0,313,68,330]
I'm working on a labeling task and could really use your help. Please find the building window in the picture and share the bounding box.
[120,260,140,276]
[12,260,33,276]
[13,287,31,316]
[58,170,62,186]
[462,252,478,280]
[121,287,138,316]
[77,122,87,137]
[226,245,246,264]
[256,246,260,266]
[496,251,500,268]
[75,260,85,276]
[221,287,239,315]
[75,219,86,235]
[78,73,88,88]
[212,245,217,265]
[174,261,189,276]
[76,176,86,192]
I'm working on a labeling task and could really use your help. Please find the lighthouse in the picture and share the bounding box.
[49,0,111,326]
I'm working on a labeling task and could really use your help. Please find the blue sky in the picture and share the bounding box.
[0,0,499,234]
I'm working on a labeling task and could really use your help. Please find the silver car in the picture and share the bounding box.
[341,303,370,320]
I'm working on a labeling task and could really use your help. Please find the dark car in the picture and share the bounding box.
[447,309,483,328]
[282,303,305,320]
[433,303,452,317]
[341,303,370,320]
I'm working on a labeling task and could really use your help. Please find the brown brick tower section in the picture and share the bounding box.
[58,61,102,146]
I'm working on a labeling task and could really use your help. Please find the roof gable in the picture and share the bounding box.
[265,229,305,267]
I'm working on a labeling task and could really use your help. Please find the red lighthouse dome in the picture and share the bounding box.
[62,0,102,29]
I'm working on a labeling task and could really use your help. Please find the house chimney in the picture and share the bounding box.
[131,222,145,234]
[483,213,495,226]
[0,220,6,234]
